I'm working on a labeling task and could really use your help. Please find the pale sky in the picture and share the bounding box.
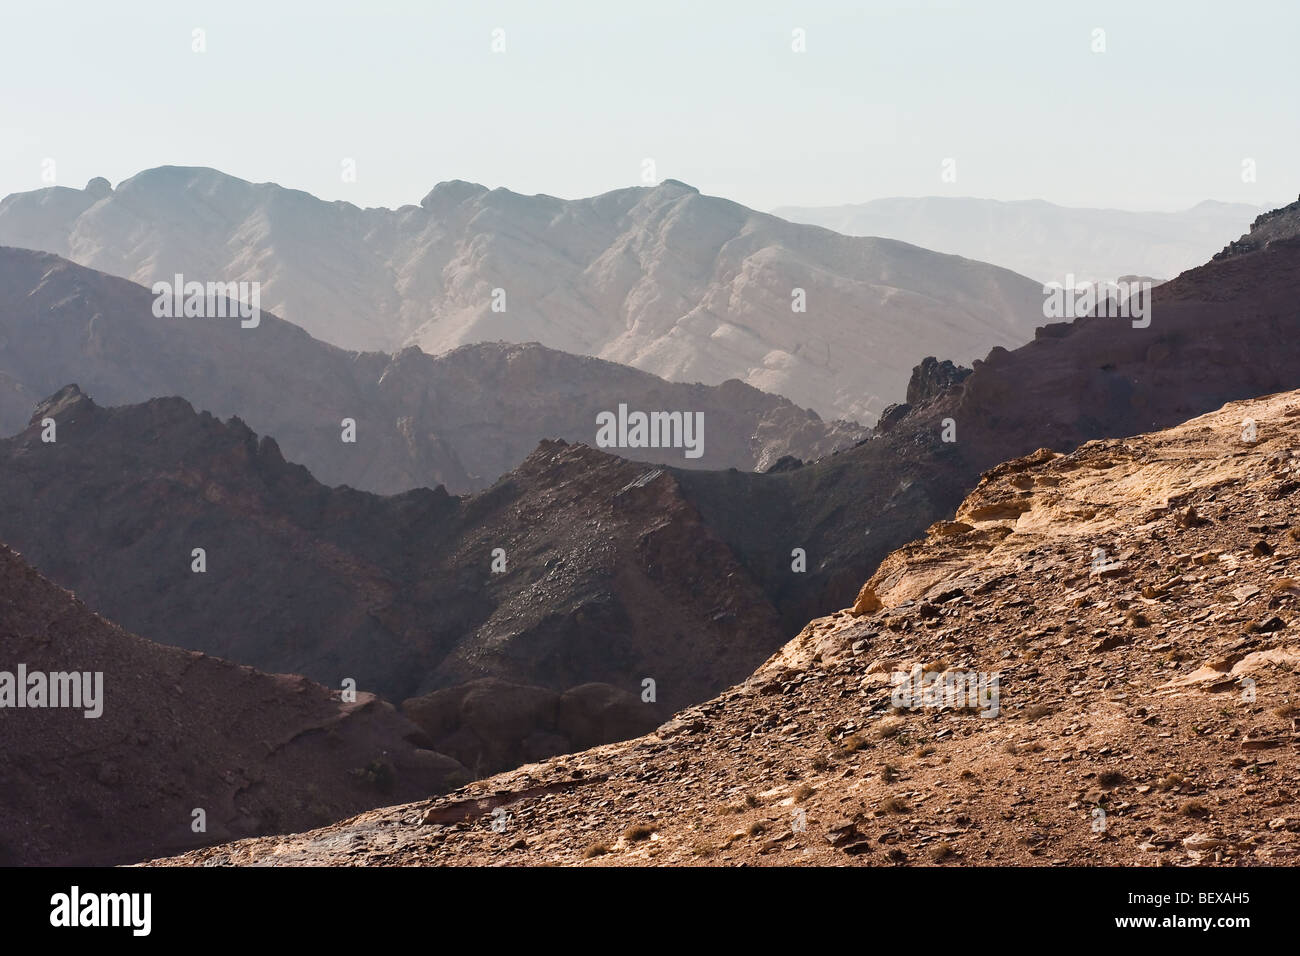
[1,0,1295,212]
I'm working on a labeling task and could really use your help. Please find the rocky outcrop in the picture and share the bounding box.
[905,357,971,406]
[1215,194,1300,261]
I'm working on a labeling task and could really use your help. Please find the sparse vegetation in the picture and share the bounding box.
[350,758,396,794]
[622,823,656,842]
[881,796,910,814]
[928,841,955,862]
[840,734,868,754]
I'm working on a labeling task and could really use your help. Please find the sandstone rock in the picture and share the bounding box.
[851,584,883,615]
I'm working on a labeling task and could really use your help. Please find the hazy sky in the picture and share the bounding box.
[2,0,1295,212]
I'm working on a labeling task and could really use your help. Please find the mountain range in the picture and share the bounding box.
[143,199,1300,867]
[772,196,1266,285]
[1,197,1298,819]
[0,246,862,493]
[157,385,1300,866]
[0,167,1050,423]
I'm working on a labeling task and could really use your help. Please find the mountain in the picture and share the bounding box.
[0,167,1050,423]
[0,542,470,866]
[0,386,778,747]
[152,387,1300,866]
[0,246,862,493]
[665,203,1300,636]
[772,196,1264,285]
[6,200,1298,802]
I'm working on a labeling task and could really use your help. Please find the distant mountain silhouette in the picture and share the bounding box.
[773,195,1265,285]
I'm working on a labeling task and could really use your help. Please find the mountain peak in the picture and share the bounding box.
[419,179,489,210]
[657,178,699,194]
[31,383,94,425]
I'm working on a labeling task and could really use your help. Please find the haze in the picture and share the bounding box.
[2,0,1296,212]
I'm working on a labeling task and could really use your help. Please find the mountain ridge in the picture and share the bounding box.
[773,194,1266,285]
[0,245,863,494]
[0,166,1051,423]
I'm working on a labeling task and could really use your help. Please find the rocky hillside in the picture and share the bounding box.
[0,386,775,766]
[0,167,1049,422]
[774,195,1263,285]
[0,247,861,494]
[0,543,469,866]
[154,390,1300,866]
[1215,194,1300,261]
[668,204,1300,635]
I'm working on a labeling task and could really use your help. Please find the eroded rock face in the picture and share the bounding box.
[0,543,469,866]
[905,357,971,407]
[151,389,1300,867]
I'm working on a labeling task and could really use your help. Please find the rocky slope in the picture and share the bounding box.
[773,196,1264,285]
[667,206,1300,636]
[0,542,469,866]
[0,167,1049,422]
[153,390,1300,866]
[0,386,777,772]
[1215,195,1300,261]
[0,246,861,494]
